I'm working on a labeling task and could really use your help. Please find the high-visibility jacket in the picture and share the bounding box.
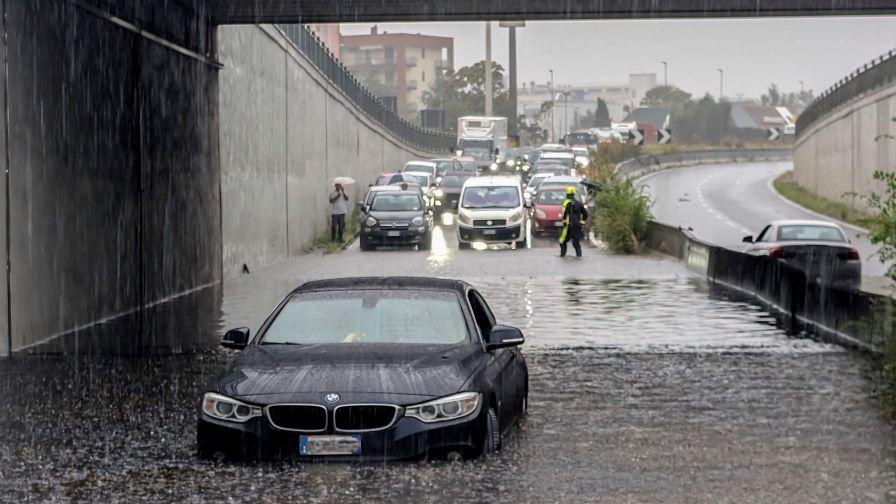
[559,197,588,242]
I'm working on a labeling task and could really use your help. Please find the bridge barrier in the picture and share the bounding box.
[648,221,893,352]
[617,148,793,180]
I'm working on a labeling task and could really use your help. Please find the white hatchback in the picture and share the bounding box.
[456,176,527,249]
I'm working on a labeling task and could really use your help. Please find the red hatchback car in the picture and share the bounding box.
[531,185,570,236]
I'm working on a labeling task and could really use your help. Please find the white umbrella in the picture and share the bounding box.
[331,176,355,186]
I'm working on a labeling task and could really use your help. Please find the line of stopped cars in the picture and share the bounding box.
[357,145,598,251]
[197,277,528,461]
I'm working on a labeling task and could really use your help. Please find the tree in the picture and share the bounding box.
[672,94,731,145]
[420,60,514,133]
[640,85,693,108]
[760,84,781,106]
[595,98,611,127]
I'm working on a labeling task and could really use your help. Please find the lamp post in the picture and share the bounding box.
[717,68,724,101]
[661,61,668,87]
[549,69,554,142]
[484,22,492,116]
[799,80,805,92]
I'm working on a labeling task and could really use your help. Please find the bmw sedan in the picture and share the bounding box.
[197,277,529,461]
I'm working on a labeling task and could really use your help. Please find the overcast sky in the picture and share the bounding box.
[341,17,896,99]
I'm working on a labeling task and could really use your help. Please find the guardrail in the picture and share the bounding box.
[648,221,888,352]
[278,25,455,152]
[616,148,793,179]
[796,48,896,136]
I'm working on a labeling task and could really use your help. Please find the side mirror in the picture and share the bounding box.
[222,327,250,349]
[742,235,754,243]
[486,325,525,350]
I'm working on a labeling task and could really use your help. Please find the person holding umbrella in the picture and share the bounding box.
[329,180,351,242]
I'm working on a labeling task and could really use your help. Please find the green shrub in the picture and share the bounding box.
[594,175,652,254]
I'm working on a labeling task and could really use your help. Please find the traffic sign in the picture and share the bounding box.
[658,128,672,144]
[629,129,644,146]
[767,127,780,141]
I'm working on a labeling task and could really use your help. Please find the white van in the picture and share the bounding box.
[456,176,527,249]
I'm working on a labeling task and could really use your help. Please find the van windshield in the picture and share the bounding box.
[461,186,520,209]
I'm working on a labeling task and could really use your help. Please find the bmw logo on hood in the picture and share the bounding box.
[325,393,341,403]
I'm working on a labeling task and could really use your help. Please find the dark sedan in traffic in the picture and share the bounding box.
[197,277,529,461]
[359,188,431,251]
[432,171,474,214]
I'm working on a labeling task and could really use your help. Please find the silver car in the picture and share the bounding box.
[742,219,861,288]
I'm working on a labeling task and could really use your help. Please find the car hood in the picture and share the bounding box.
[368,210,422,222]
[215,343,482,402]
[535,203,564,216]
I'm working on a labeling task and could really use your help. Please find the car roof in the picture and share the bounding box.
[368,185,400,192]
[404,171,432,178]
[541,152,575,158]
[443,171,473,177]
[405,160,437,167]
[430,158,456,162]
[463,176,521,187]
[292,276,472,295]
[770,219,843,228]
[539,185,573,192]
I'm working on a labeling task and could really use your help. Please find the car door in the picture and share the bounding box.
[468,290,520,429]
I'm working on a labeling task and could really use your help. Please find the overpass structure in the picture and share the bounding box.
[1,0,895,356]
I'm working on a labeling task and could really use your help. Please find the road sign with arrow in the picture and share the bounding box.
[658,128,672,144]
[629,128,644,146]
[767,127,780,141]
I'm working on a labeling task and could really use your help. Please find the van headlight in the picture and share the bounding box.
[404,392,480,423]
[508,209,524,224]
[202,392,262,423]
[457,212,472,225]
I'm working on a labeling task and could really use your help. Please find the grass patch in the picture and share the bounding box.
[308,211,361,254]
[773,171,874,229]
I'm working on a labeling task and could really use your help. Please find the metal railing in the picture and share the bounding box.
[796,48,896,136]
[278,25,454,152]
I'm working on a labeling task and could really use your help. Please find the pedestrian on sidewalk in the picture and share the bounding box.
[329,182,349,241]
[559,186,588,258]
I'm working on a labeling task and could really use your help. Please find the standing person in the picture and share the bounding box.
[559,186,588,258]
[329,182,349,242]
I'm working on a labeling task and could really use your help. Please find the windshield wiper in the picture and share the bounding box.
[260,341,303,345]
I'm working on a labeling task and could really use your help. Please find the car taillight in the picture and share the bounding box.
[769,247,783,259]
[847,248,860,260]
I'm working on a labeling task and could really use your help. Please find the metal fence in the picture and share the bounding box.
[796,48,896,136]
[278,25,455,152]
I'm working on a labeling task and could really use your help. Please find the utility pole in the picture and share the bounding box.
[549,69,554,142]
[717,68,724,101]
[661,61,668,87]
[508,25,518,136]
[484,22,493,117]
[799,80,805,92]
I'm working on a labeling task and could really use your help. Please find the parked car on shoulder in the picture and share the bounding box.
[197,277,528,462]
[742,219,861,288]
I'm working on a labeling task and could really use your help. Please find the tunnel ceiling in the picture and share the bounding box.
[207,0,896,24]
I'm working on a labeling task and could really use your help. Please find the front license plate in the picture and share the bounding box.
[483,229,497,235]
[554,221,564,227]
[386,231,401,237]
[300,435,361,456]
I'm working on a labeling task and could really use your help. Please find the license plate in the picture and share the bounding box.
[483,229,497,235]
[386,231,401,237]
[554,221,564,227]
[300,435,361,456]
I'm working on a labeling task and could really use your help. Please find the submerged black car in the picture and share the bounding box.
[197,277,528,461]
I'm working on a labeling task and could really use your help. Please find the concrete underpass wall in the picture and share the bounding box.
[794,83,896,212]
[1,1,221,354]
[218,25,436,278]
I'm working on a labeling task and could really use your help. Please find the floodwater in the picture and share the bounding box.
[1,238,894,502]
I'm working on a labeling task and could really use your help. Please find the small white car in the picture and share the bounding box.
[456,176,527,249]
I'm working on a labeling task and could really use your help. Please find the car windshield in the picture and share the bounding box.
[458,161,477,171]
[566,133,596,145]
[405,163,436,176]
[537,189,567,205]
[371,193,422,211]
[462,186,520,209]
[463,148,490,162]
[777,225,846,242]
[434,161,455,175]
[439,175,468,188]
[403,173,429,186]
[262,290,467,345]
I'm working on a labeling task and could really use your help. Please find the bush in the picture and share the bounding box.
[594,175,652,254]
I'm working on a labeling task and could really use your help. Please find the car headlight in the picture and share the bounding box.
[365,216,378,226]
[404,392,480,423]
[412,216,424,226]
[436,176,443,183]
[508,209,524,223]
[523,164,530,172]
[432,189,444,197]
[457,212,472,225]
[534,209,546,219]
[202,392,262,423]
[489,163,498,171]
[505,159,514,166]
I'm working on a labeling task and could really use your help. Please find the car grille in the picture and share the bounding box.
[266,404,328,432]
[379,222,410,229]
[334,405,400,432]
[473,219,507,227]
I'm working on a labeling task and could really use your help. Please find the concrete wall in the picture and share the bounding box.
[794,83,896,212]
[218,25,437,278]
[1,0,220,354]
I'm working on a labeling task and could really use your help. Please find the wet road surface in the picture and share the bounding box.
[641,161,885,277]
[1,226,895,502]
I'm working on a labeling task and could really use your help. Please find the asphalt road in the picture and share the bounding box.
[640,161,886,277]
[1,223,894,502]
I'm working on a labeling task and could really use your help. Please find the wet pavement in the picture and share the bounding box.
[1,227,895,502]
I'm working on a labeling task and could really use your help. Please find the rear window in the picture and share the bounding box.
[537,190,566,205]
[405,163,436,176]
[777,225,846,242]
[440,175,468,188]
[371,193,422,211]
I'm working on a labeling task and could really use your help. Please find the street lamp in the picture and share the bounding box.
[549,69,554,142]
[661,61,668,87]
[799,80,805,92]
[717,68,724,101]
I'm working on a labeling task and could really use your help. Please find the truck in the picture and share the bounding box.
[456,116,508,170]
